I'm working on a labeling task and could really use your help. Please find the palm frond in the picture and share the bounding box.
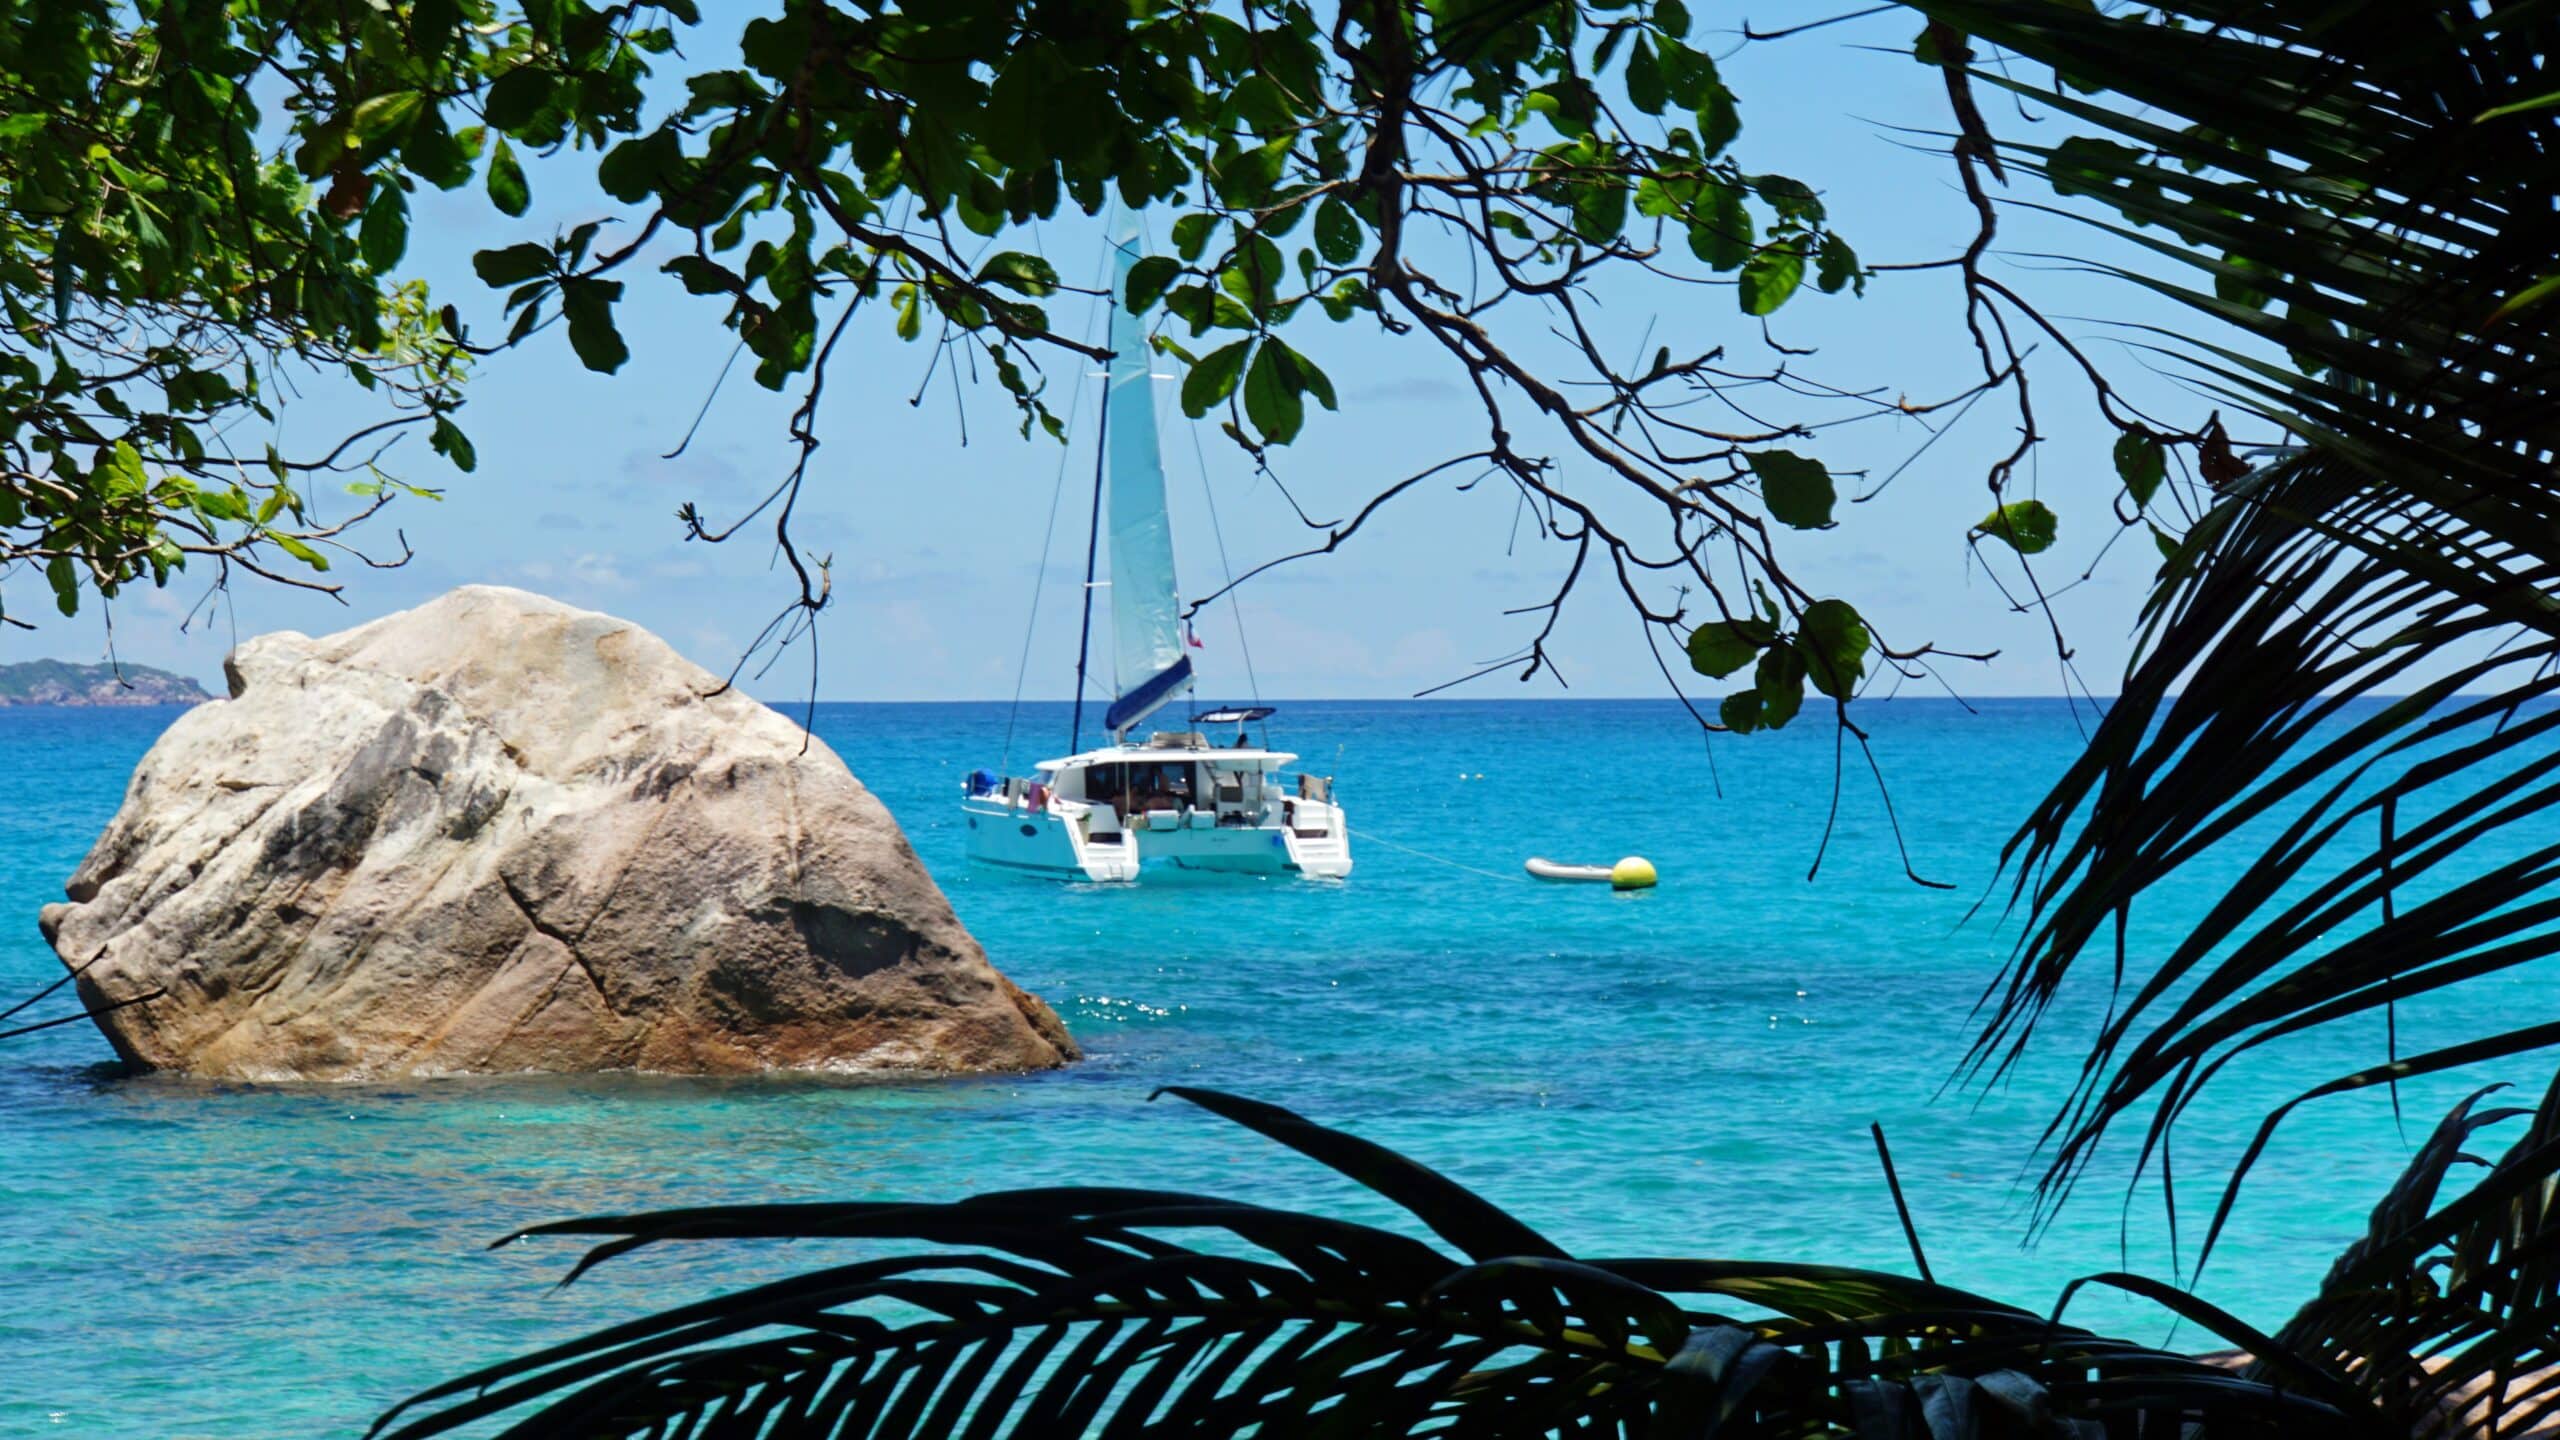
[2268,1069,2560,1438]
[1893,0,2560,1235]
[373,1089,2366,1438]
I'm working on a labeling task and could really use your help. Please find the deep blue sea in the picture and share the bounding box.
[0,697,2546,1436]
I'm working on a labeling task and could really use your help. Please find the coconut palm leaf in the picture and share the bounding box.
[373,1089,2364,1438]
[2256,1069,2560,1438]
[1890,0,2560,1233]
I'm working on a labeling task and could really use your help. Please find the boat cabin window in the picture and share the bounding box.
[1073,760,1201,814]
[1126,761,1194,810]
[1076,763,1122,803]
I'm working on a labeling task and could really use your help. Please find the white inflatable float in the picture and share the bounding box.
[1524,856,1658,890]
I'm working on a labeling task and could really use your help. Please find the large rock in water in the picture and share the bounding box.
[39,586,1076,1081]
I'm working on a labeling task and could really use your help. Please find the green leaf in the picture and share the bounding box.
[431,416,478,474]
[1220,232,1286,309]
[1814,234,1862,296]
[1181,340,1251,418]
[2214,252,2272,311]
[1172,214,1217,262]
[1687,182,1753,272]
[1685,618,1774,679]
[1658,42,1711,109]
[1290,346,1337,412]
[1315,198,1362,265]
[1974,498,2059,555]
[1797,599,1869,701]
[106,440,146,494]
[978,251,1059,297]
[1624,36,1667,115]
[1719,690,1763,734]
[1243,340,1306,444]
[360,182,409,270]
[1125,256,1180,315]
[2043,136,2148,201]
[1695,80,1740,158]
[1225,74,1294,137]
[271,534,330,571]
[1751,174,1832,224]
[349,91,426,147]
[558,278,629,373]
[486,137,529,217]
[1525,80,1599,139]
[1739,240,1804,316]
[1571,173,1629,245]
[1754,643,1806,728]
[663,256,740,296]
[473,243,554,287]
[44,554,77,616]
[1747,449,1835,529]
[596,131,675,204]
[402,109,473,190]
[1317,276,1370,322]
[483,67,555,131]
[2113,433,2165,509]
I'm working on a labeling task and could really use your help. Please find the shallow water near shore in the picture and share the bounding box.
[0,696,2547,1436]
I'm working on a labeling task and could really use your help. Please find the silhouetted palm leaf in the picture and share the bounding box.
[1851,8,2560,1431]
[1898,0,2560,1228]
[2251,1068,2560,1439]
[373,1089,2365,1438]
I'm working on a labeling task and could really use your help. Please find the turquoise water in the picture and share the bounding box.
[0,697,2543,1436]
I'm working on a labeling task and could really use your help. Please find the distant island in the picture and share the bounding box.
[0,659,212,706]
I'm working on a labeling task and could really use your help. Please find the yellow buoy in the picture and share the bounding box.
[1610,856,1658,891]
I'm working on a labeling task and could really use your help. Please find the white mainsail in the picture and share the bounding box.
[1101,234,1192,737]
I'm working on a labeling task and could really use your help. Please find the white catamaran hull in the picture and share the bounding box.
[964,794,1350,882]
[962,236,1352,884]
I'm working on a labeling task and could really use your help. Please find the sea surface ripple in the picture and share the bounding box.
[0,698,2544,1436]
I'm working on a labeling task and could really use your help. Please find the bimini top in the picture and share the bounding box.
[1036,744,1299,773]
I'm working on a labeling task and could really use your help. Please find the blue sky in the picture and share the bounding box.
[21,11,2236,705]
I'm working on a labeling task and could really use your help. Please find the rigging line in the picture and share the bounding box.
[1347,827,1513,883]
[1185,413,1266,729]
[1004,241,1115,772]
[999,342,1096,776]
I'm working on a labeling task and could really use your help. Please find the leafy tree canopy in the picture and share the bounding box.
[0,0,470,626]
[7,0,2097,752]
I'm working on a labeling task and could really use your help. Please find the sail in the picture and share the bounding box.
[1101,235,1192,737]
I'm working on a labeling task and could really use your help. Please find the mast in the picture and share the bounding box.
[1099,233,1193,739]
[1069,357,1111,754]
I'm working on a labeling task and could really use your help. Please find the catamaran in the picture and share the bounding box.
[960,239,1351,882]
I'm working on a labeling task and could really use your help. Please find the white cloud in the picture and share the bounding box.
[514,552,630,591]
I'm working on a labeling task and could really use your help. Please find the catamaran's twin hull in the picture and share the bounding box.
[964,799,1352,882]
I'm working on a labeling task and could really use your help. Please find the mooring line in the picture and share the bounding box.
[1347,827,1513,883]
